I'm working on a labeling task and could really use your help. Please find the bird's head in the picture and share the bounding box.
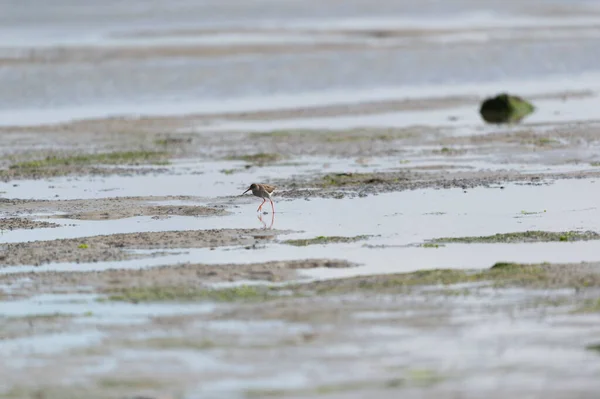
[242,183,258,195]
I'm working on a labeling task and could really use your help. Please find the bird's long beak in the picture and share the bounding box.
[242,187,251,195]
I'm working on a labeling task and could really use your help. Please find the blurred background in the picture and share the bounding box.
[2,0,600,125]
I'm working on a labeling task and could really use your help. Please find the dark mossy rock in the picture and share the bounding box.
[479,93,535,124]
[587,344,600,353]
[490,262,521,270]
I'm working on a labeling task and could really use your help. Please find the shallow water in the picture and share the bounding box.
[2,179,600,277]
[8,177,600,243]
[0,331,105,361]
[0,293,216,319]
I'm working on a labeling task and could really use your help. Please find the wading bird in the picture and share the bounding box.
[242,183,276,214]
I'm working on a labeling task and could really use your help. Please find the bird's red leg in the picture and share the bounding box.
[257,198,266,212]
[269,199,275,214]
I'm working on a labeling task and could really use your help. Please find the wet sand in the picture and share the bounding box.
[0,218,59,231]
[0,229,284,266]
[2,197,229,220]
[0,259,356,299]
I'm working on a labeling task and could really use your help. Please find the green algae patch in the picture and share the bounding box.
[245,369,445,397]
[520,210,546,215]
[574,299,600,314]
[432,230,600,244]
[251,130,296,138]
[105,285,275,303]
[246,379,402,398]
[323,132,404,143]
[125,337,216,351]
[251,129,416,143]
[301,264,554,295]
[301,261,600,296]
[226,153,281,164]
[9,151,169,170]
[421,243,442,248]
[97,378,164,390]
[480,93,535,124]
[484,264,549,287]
[406,368,446,387]
[154,136,192,146]
[283,235,370,246]
[320,172,408,187]
[532,137,561,147]
[434,147,465,155]
[307,269,476,294]
[12,313,75,321]
[104,265,557,304]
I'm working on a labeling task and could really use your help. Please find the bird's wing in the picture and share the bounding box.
[262,184,276,194]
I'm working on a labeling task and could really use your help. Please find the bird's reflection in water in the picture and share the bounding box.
[258,212,275,230]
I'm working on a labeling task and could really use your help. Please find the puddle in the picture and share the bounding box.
[0,293,216,320]
[526,94,600,124]
[202,319,312,336]
[0,330,105,357]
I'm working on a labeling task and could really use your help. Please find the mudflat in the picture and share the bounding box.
[3,0,600,397]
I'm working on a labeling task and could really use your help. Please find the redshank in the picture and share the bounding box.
[242,183,276,213]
